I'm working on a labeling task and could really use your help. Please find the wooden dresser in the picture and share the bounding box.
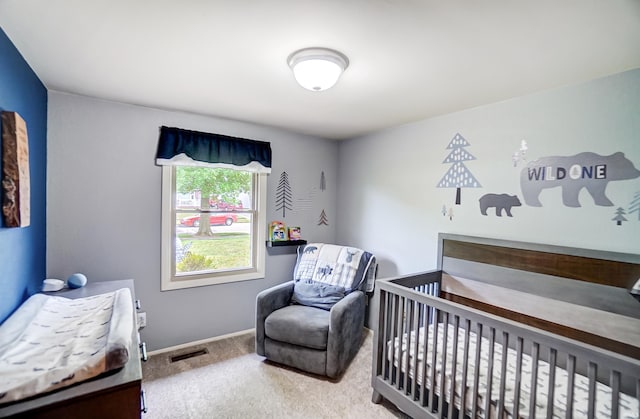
[0,280,145,419]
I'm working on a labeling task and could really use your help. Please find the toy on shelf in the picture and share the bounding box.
[288,226,301,240]
[269,221,287,241]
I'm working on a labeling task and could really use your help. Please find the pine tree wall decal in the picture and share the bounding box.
[436,133,482,204]
[275,171,293,217]
[612,207,628,226]
[318,209,329,226]
[629,191,640,221]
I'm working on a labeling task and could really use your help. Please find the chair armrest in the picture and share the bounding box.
[326,290,366,378]
[255,281,294,356]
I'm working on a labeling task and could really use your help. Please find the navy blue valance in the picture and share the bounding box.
[156,126,272,174]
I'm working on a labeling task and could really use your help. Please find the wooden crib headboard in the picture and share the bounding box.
[436,233,640,358]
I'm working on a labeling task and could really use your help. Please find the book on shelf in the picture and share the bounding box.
[288,226,301,240]
[269,221,287,241]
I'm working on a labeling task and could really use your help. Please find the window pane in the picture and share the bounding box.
[175,212,252,274]
[175,166,252,211]
[173,167,253,275]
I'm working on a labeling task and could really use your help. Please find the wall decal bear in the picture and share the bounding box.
[479,193,522,217]
[520,152,640,207]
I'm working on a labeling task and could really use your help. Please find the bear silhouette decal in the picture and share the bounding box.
[520,152,640,207]
[479,194,522,217]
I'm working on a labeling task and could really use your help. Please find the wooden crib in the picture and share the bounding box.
[371,234,640,419]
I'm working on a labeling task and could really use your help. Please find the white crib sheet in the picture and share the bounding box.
[0,288,133,404]
[389,323,639,419]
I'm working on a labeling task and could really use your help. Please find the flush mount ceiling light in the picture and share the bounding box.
[287,47,349,92]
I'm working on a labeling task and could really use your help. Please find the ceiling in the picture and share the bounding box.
[1,1,639,140]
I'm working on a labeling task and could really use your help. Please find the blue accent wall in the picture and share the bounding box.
[0,28,47,323]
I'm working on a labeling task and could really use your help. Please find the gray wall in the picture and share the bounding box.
[47,92,338,351]
[46,69,640,350]
[337,69,640,279]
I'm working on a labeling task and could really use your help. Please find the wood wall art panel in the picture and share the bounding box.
[2,111,30,228]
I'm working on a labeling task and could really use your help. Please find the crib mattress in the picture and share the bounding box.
[0,288,134,404]
[389,323,639,419]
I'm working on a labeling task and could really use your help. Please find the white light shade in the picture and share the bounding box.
[288,48,349,92]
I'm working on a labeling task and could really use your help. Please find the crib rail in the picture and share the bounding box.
[372,272,640,419]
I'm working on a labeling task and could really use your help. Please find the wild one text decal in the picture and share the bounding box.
[520,152,639,207]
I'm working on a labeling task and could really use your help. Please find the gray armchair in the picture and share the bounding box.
[256,243,376,378]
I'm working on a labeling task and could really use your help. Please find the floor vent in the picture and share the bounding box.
[170,348,209,363]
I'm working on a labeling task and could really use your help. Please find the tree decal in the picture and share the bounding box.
[318,209,329,226]
[612,207,628,226]
[275,171,293,217]
[436,133,481,204]
[512,139,529,167]
[629,191,640,221]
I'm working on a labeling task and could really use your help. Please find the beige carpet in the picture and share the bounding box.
[142,330,407,418]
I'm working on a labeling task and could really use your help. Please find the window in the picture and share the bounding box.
[161,166,267,290]
[155,125,271,290]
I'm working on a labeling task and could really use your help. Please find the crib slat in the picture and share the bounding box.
[587,362,597,419]
[403,299,418,395]
[402,297,411,394]
[610,370,621,419]
[484,327,496,419]
[529,342,539,419]
[438,312,449,416]
[410,299,421,401]
[460,319,471,418]
[636,378,640,418]
[420,302,432,407]
[430,282,439,321]
[447,315,460,419]
[471,322,482,419]
[637,378,640,418]
[381,291,390,382]
[396,296,406,391]
[390,294,399,386]
[546,348,557,419]
[497,331,509,419]
[387,293,395,384]
[513,337,524,419]
[429,309,440,411]
[565,354,576,419]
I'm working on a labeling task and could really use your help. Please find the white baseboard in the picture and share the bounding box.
[149,326,374,356]
[148,328,255,356]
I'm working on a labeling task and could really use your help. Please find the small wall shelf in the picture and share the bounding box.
[266,240,307,248]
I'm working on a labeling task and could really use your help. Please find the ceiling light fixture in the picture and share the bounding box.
[287,47,349,92]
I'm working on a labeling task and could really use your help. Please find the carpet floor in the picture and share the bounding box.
[142,330,407,418]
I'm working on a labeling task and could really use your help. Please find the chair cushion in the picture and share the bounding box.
[291,281,345,310]
[264,305,330,350]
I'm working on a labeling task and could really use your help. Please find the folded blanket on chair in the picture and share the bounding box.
[294,243,376,293]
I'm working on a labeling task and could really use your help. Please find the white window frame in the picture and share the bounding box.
[160,166,267,291]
